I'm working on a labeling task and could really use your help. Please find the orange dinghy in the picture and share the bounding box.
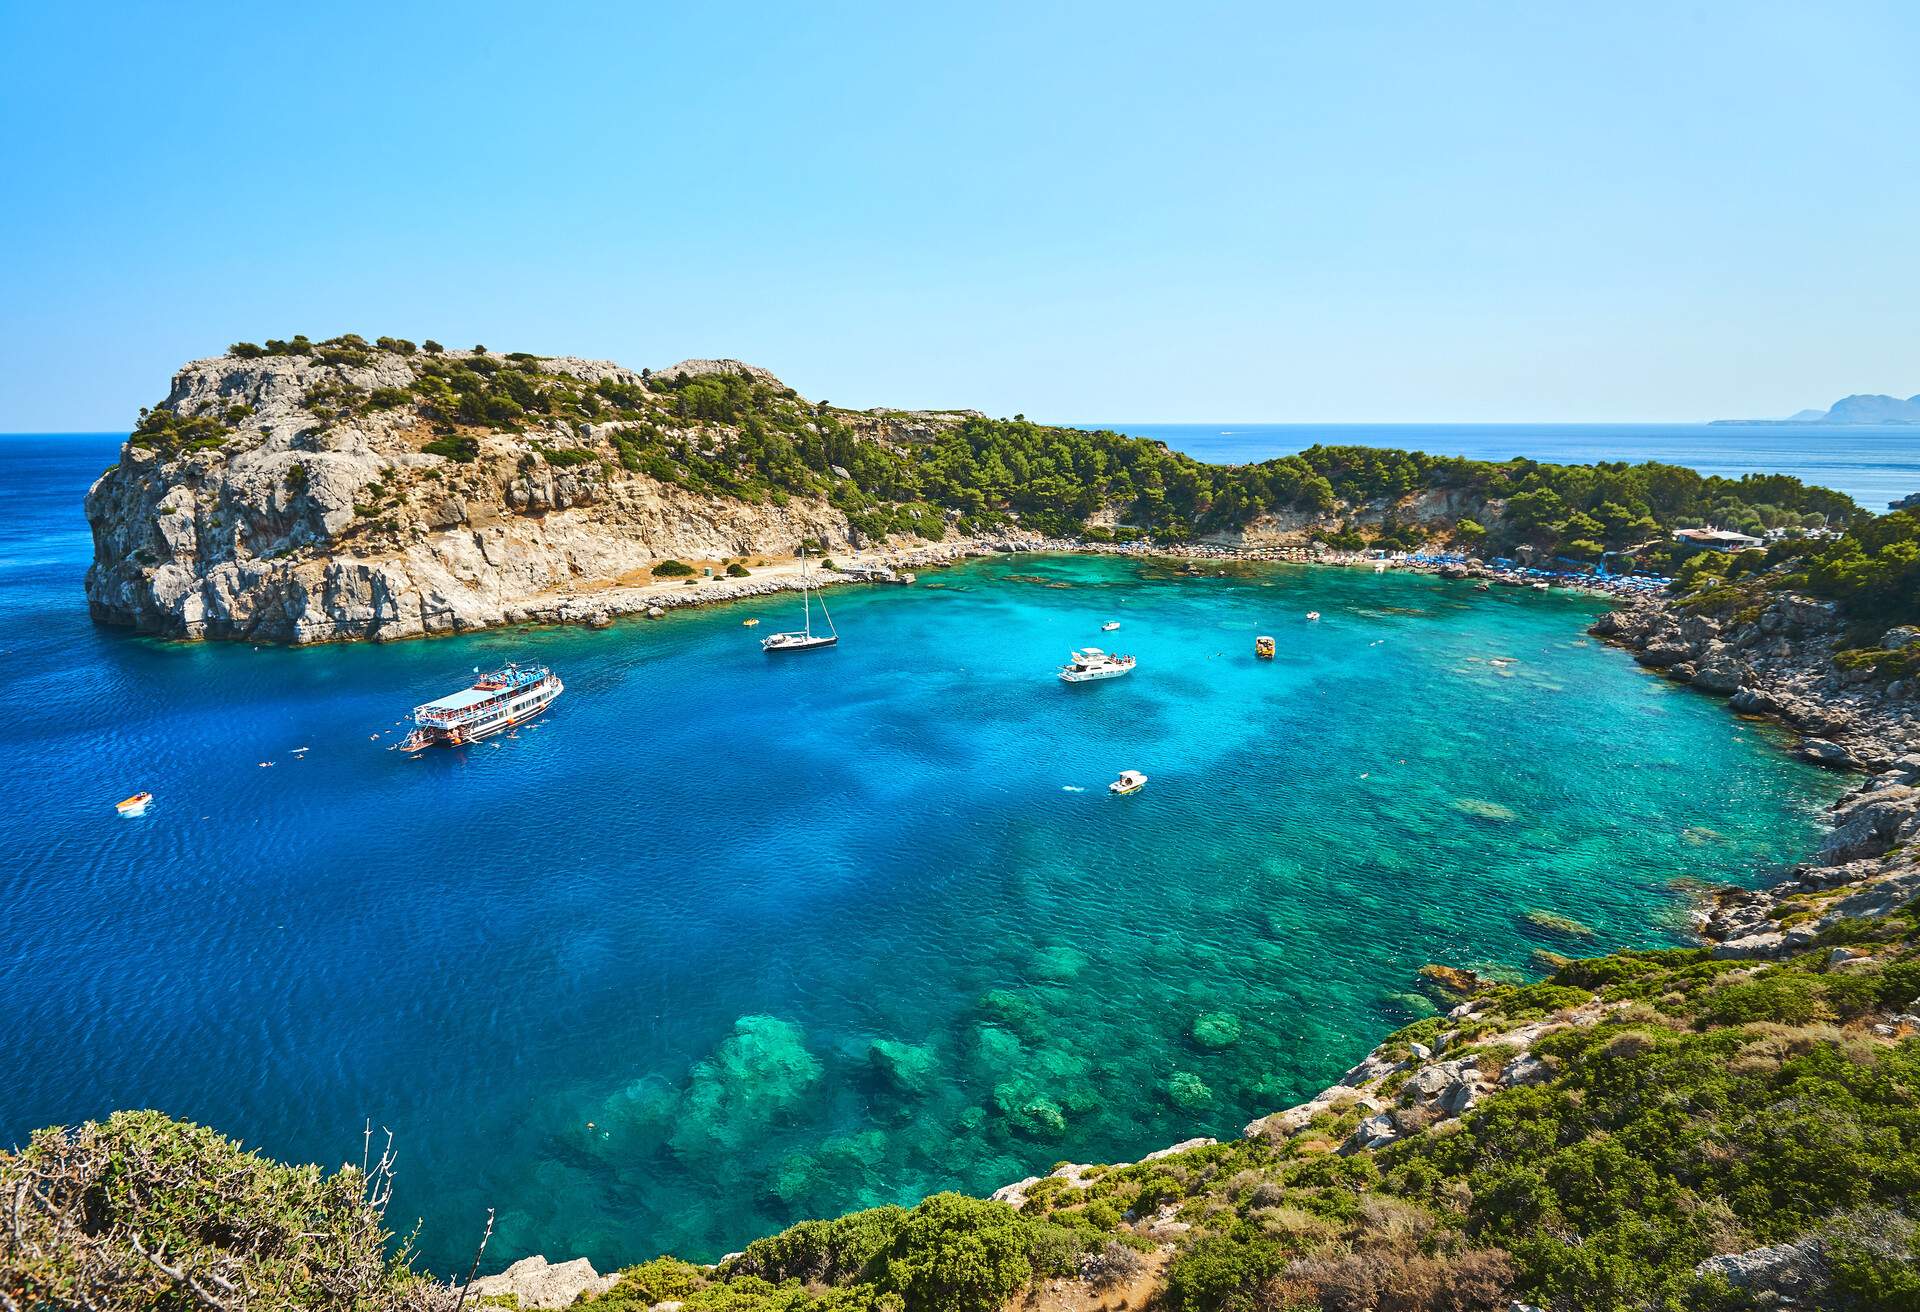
[115,791,152,816]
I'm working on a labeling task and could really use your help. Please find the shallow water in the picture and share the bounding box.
[0,436,1843,1272]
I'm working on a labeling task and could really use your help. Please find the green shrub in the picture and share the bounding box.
[732,1207,906,1286]
[727,562,752,577]
[583,1256,705,1308]
[881,1193,1032,1312]
[422,434,480,463]
[1162,1232,1286,1312]
[1693,971,1830,1027]
[0,1111,432,1307]
[540,444,600,468]
[368,387,413,409]
[651,559,696,577]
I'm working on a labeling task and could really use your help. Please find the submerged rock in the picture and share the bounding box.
[1166,1071,1214,1110]
[868,1038,940,1097]
[1451,797,1519,822]
[1188,1011,1243,1050]
[669,1016,822,1156]
[1523,909,1595,937]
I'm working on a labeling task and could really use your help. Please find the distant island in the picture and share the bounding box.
[1713,391,1920,424]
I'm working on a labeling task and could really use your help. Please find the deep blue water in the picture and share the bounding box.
[1070,422,1920,511]
[0,433,1846,1274]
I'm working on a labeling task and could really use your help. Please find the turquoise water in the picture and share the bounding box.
[1071,421,1920,511]
[0,435,1843,1273]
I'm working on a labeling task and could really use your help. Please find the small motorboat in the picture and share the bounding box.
[1255,635,1275,659]
[115,791,152,816]
[1306,611,1321,622]
[1475,581,1491,591]
[1109,770,1148,795]
[742,618,760,627]
[1102,621,1121,632]
[1531,581,1550,592]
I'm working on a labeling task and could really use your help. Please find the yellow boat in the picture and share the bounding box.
[115,791,152,816]
[743,618,760,626]
[1255,635,1275,659]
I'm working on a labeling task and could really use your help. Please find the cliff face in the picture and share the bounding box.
[84,349,960,643]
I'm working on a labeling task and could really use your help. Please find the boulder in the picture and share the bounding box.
[1694,1237,1825,1301]
[1499,1053,1551,1087]
[1690,649,1749,695]
[1712,932,1786,960]
[1401,1058,1485,1115]
[1801,738,1861,769]
[1636,641,1697,668]
[465,1256,619,1309]
[1821,786,1918,862]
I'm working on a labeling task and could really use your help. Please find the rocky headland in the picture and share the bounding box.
[83,346,999,643]
[79,338,1548,647]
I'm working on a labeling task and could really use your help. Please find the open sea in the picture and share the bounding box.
[0,432,1860,1274]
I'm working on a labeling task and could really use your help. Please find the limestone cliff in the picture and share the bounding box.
[84,345,967,643]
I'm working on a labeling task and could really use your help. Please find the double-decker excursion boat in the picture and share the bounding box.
[399,663,564,751]
[1058,648,1136,683]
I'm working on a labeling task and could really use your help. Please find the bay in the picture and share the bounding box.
[0,434,1843,1272]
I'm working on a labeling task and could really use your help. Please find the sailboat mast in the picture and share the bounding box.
[802,549,812,635]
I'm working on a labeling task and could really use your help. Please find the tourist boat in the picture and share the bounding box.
[399,663,563,751]
[1255,635,1275,659]
[1059,648,1135,683]
[1109,770,1148,795]
[115,791,152,816]
[763,549,837,652]
[1102,621,1121,632]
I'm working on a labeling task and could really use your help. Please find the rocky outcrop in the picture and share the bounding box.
[85,349,984,644]
[462,1254,619,1308]
[1590,593,1917,769]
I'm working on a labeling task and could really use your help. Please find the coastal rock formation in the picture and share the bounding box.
[1591,592,1917,770]
[84,346,977,644]
[462,1254,618,1308]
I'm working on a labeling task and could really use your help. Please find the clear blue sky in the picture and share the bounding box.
[2,2,1916,429]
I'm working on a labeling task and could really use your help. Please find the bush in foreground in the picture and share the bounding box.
[0,1109,447,1310]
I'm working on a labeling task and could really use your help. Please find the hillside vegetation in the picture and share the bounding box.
[128,335,1859,554]
[1673,510,1920,675]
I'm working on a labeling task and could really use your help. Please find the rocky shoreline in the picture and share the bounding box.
[1588,593,1920,967]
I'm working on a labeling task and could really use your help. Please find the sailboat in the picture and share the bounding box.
[762,549,838,652]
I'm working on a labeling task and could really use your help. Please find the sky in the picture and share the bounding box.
[2,2,1916,429]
